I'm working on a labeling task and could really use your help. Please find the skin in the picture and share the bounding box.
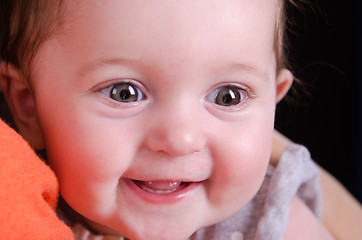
[0,0,333,239]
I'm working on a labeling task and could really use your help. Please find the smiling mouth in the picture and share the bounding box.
[123,178,201,204]
[133,180,189,194]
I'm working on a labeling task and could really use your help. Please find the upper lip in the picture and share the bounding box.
[126,177,206,183]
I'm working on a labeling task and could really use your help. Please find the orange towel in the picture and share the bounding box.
[0,119,74,239]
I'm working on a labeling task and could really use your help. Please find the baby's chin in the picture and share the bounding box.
[83,213,204,240]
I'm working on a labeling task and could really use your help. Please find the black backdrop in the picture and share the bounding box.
[275,0,362,202]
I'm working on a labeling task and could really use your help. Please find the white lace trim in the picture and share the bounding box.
[72,224,126,240]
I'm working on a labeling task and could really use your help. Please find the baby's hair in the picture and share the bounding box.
[0,0,64,82]
[0,0,303,83]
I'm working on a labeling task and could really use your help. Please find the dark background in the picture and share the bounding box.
[275,0,362,202]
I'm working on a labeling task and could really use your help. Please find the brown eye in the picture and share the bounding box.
[105,83,145,103]
[206,86,246,106]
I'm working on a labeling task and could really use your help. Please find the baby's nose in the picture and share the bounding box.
[144,106,206,157]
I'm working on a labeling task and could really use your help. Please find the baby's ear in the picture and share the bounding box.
[276,68,293,103]
[0,62,44,150]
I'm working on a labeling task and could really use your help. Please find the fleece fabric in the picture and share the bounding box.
[0,119,74,239]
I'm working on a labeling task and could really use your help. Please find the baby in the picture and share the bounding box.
[0,0,333,239]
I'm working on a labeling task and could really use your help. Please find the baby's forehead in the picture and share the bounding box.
[35,0,279,78]
[28,0,284,78]
[61,0,280,20]
[59,0,280,38]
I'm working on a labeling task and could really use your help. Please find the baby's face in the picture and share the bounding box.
[32,0,282,239]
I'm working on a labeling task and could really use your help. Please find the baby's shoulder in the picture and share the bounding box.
[284,196,334,240]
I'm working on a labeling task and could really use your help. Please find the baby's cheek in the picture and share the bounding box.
[209,127,272,207]
[208,153,266,209]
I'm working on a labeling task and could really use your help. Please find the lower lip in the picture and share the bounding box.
[122,178,202,204]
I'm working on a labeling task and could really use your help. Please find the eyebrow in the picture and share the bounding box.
[224,62,271,81]
[77,57,141,77]
[77,57,271,82]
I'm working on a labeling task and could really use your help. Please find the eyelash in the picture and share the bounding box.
[96,80,252,108]
[205,84,252,108]
[98,80,147,104]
